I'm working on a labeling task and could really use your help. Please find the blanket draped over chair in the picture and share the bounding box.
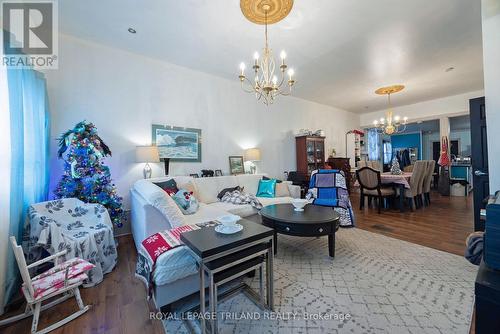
[307,169,355,227]
[25,198,117,286]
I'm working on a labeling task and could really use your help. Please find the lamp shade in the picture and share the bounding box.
[244,148,261,161]
[135,146,160,163]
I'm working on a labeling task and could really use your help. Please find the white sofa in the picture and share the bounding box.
[130,173,300,309]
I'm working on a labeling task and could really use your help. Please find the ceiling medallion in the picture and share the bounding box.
[373,85,408,135]
[240,0,294,25]
[238,0,296,106]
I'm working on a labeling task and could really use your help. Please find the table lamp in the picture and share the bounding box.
[135,146,160,179]
[244,148,261,174]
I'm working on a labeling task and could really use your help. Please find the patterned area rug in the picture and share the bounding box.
[163,228,476,334]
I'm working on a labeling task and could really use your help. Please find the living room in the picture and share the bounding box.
[1,0,500,333]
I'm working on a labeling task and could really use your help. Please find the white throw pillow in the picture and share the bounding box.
[275,182,291,197]
[134,179,185,228]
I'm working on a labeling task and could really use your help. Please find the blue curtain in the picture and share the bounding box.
[367,128,380,161]
[4,67,50,304]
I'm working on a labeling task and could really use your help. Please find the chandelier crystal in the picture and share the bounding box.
[238,6,295,105]
[372,85,408,135]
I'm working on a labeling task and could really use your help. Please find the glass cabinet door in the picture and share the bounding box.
[307,140,315,164]
[315,140,325,165]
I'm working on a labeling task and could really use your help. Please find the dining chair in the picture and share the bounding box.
[423,160,436,206]
[415,160,428,208]
[398,161,426,211]
[357,161,368,168]
[368,160,382,171]
[356,167,395,213]
[0,237,94,334]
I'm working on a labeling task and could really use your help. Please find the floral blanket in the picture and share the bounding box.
[25,198,117,287]
[220,190,263,210]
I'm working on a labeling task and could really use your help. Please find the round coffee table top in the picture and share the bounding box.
[260,203,340,224]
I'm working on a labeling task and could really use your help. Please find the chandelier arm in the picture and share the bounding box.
[241,78,257,93]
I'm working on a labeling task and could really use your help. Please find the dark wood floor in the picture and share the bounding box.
[0,191,475,334]
[351,190,474,256]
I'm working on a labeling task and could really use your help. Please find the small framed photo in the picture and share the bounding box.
[214,169,223,177]
[228,156,245,175]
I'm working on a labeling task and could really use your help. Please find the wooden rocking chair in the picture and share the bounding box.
[0,237,94,334]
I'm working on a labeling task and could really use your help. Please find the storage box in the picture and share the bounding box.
[450,183,466,197]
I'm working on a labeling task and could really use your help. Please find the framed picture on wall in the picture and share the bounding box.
[228,156,245,175]
[152,124,202,162]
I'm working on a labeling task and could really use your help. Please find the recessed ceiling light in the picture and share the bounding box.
[445,67,455,72]
[128,27,136,34]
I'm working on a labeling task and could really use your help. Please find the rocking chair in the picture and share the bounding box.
[0,237,94,334]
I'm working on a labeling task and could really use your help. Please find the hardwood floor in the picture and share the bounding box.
[352,190,474,256]
[0,236,165,334]
[0,190,475,333]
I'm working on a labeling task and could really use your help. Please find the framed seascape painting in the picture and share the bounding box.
[229,156,245,175]
[152,125,202,162]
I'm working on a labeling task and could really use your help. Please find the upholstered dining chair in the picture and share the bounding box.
[356,167,395,213]
[423,160,436,206]
[399,160,426,211]
[357,160,368,168]
[415,160,428,208]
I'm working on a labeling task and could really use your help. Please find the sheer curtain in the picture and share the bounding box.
[0,66,50,313]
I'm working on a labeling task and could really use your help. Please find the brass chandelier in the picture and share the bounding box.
[238,0,296,105]
[373,85,408,135]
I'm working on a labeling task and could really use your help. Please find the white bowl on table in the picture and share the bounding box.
[291,199,309,212]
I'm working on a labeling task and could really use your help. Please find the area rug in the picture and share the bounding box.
[163,228,476,334]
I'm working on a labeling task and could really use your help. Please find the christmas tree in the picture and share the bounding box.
[54,121,123,227]
[390,157,403,175]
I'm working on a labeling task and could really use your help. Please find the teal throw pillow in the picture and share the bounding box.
[256,179,277,198]
[172,189,199,215]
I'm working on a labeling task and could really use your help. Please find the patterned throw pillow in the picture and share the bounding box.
[172,189,199,215]
[256,179,277,198]
[154,179,179,196]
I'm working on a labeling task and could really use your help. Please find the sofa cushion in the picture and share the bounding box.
[192,177,220,204]
[208,202,258,218]
[133,179,185,228]
[275,182,291,197]
[183,203,228,225]
[258,196,294,207]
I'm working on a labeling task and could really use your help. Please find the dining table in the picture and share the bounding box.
[380,172,412,212]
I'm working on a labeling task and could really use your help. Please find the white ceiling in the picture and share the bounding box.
[58,0,484,114]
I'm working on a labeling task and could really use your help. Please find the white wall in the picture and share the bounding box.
[44,35,360,208]
[360,90,484,127]
[482,0,500,192]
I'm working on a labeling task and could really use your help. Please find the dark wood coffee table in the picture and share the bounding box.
[260,203,340,258]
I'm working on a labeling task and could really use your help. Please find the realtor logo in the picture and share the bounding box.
[1,0,58,69]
